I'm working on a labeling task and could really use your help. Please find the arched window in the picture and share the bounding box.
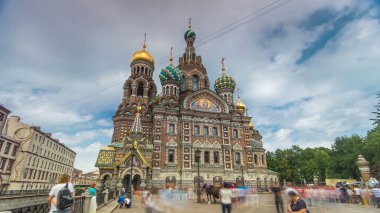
[261,155,265,165]
[137,83,144,97]
[180,80,186,91]
[192,75,199,91]
[170,86,173,95]
[165,86,169,95]
[254,154,258,165]
[174,87,177,96]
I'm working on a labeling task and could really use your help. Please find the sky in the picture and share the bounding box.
[0,0,379,172]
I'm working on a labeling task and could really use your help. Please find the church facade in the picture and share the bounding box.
[95,23,277,191]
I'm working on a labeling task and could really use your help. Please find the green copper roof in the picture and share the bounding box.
[184,29,196,40]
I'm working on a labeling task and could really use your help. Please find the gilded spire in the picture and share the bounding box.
[221,57,226,75]
[143,33,147,50]
[188,17,192,29]
[170,47,173,65]
[236,88,246,113]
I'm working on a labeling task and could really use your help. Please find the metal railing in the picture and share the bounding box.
[96,193,105,206]
[10,203,49,213]
[0,189,50,197]
[73,196,85,213]
[108,190,115,200]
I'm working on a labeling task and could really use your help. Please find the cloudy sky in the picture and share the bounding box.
[1,0,379,172]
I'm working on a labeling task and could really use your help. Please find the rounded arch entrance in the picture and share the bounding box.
[165,176,177,189]
[121,167,144,191]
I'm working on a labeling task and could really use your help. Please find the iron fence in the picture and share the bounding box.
[108,190,115,200]
[0,189,50,197]
[73,196,85,213]
[96,193,105,206]
[10,203,49,213]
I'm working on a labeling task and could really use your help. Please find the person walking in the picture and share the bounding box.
[89,184,97,213]
[220,183,233,213]
[48,174,75,213]
[371,185,380,208]
[287,191,309,213]
[271,183,284,213]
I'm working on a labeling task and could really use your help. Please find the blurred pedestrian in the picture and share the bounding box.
[287,191,309,213]
[271,183,284,213]
[220,183,233,213]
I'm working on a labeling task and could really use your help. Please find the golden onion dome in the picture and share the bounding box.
[131,49,154,65]
[249,120,254,129]
[130,34,155,65]
[236,95,246,112]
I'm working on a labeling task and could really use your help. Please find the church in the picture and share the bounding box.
[95,22,278,191]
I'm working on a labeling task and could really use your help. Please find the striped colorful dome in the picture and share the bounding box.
[184,29,196,40]
[159,64,183,85]
[214,74,236,93]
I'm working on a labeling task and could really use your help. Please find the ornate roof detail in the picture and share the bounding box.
[130,105,142,134]
[214,58,236,93]
[166,139,178,147]
[193,140,202,147]
[95,149,116,168]
[159,48,183,85]
[212,141,221,149]
[203,141,212,148]
[233,143,243,150]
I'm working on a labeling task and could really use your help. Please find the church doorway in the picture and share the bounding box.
[132,174,141,190]
[123,174,131,190]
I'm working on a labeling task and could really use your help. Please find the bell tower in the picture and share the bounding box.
[178,19,210,100]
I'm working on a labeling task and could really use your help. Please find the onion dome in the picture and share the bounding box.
[131,34,155,65]
[184,18,196,40]
[159,47,184,85]
[236,90,246,113]
[214,58,236,93]
[249,120,254,130]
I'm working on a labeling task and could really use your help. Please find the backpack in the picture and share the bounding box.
[57,183,73,210]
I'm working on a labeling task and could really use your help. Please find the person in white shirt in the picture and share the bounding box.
[48,174,75,213]
[354,187,362,204]
[220,183,233,213]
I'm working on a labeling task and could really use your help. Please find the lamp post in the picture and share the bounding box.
[195,148,201,203]
[127,143,136,206]
[240,165,245,186]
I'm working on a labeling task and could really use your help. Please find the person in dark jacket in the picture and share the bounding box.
[287,191,309,213]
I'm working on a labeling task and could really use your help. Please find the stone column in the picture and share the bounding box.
[83,195,92,213]
[356,155,371,182]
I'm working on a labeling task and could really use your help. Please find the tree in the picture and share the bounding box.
[370,94,380,126]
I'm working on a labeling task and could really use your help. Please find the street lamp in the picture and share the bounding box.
[240,165,245,186]
[195,148,201,203]
[127,143,136,206]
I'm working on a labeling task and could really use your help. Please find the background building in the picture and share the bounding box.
[0,105,20,191]
[95,23,278,191]
[72,168,99,185]
[2,116,76,190]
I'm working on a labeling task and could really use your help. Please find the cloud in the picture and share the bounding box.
[72,142,103,173]
[53,128,113,145]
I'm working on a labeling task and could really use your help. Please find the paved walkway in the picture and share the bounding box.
[113,194,380,213]
[97,199,119,213]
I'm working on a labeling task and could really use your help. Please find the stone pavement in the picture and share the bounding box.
[97,199,119,213]
[113,194,380,213]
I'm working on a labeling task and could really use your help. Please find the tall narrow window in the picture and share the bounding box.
[212,127,218,136]
[203,126,209,136]
[137,83,144,97]
[180,80,186,91]
[235,152,241,165]
[254,154,258,165]
[169,124,175,134]
[194,126,200,135]
[214,151,219,163]
[204,151,210,163]
[4,142,11,154]
[168,149,175,163]
[233,129,239,138]
[12,145,19,156]
[0,140,3,152]
[192,75,199,91]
